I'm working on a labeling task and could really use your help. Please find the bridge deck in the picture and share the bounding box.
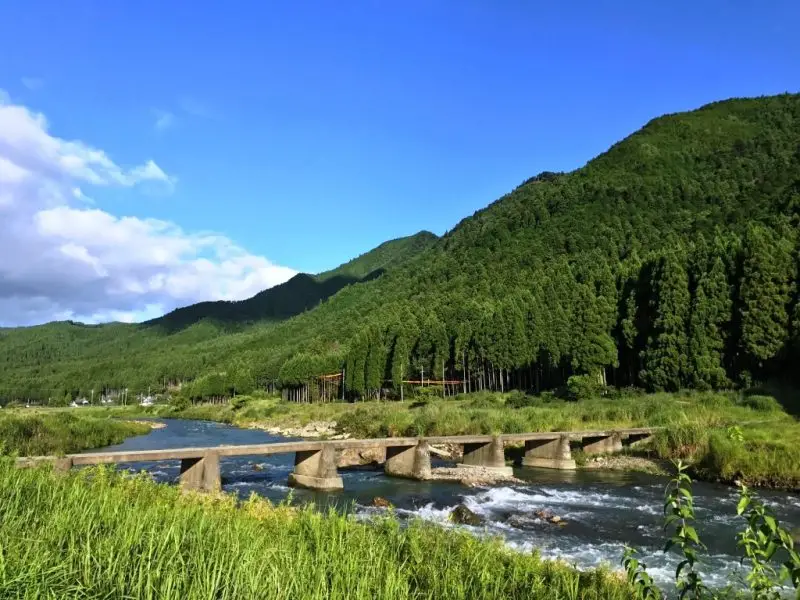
[16,427,658,466]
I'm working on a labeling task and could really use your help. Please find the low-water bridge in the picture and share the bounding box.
[17,428,657,492]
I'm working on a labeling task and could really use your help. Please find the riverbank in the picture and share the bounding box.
[0,459,633,599]
[0,411,151,456]
[69,389,800,490]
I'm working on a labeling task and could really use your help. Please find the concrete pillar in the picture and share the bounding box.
[202,452,221,492]
[459,436,513,475]
[582,433,624,455]
[288,446,344,491]
[54,457,74,473]
[180,452,221,493]
[384,441,431,480]
[522,435,576,469]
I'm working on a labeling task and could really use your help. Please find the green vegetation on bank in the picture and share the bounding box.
[0,412,150,456]
[84,388,800,490]
[3,95,800,406]
[0,461,631,600]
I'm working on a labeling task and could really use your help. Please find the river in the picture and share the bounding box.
[91,419,800,593]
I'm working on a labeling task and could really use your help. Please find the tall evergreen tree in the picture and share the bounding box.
[571,282,617,382]
[640,251,690,391]
[738,224,795,375]
[687,255,732,390]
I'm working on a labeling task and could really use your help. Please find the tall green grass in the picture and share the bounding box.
[0,461,632,599]
[0,412,150,456]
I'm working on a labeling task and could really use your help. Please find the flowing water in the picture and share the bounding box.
[90,419,800,593]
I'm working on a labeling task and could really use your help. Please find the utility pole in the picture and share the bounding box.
[91,389,94,404]
[341,368,345,401]
[421,367,424,388]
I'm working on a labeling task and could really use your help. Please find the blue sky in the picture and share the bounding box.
[0,1,798,324]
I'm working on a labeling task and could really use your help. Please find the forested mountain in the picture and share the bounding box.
[148,231,438,332]
[3,93,800,404]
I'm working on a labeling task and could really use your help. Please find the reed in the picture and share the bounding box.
[0,460,633,600]
[0,412,150,456]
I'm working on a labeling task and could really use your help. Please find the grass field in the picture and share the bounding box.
[0,460,633,600]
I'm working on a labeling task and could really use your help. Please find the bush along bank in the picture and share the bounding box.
[0,412,150,456]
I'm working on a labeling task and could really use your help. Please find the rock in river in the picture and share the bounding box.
[450,504,483,526]
[372,496,393,509]
[337,446,386,468]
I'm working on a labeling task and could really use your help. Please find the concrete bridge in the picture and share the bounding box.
[16,428,656,492]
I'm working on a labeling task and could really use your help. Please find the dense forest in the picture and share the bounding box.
[2,93,800,404]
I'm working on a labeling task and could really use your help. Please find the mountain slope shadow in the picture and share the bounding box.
[146,269,385,334]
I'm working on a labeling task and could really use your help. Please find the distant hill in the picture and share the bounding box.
[147,231,438,332]
[3,94,800,401]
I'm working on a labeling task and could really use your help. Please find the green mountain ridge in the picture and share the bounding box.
[3,93,800,401]
[147,230,438,332]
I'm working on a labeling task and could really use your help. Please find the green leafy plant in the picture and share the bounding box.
[727,425,744,443]
[663,460,709,599]
[735,483,800,598]
[621,546,661,599]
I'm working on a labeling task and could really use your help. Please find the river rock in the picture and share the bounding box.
[337,446,386,468]
[372,496,393,508]
[505,514,539,530]
[428,466,521,487]
[252,463,265,471]
[450,504,483,526]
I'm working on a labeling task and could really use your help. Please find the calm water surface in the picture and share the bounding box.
[90,419,800,593]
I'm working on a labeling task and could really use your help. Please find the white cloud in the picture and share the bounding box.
[21,77,44,91]
[153,108,175,132]
[0,99,297,326]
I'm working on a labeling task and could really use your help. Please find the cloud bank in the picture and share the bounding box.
[0,93,296,326]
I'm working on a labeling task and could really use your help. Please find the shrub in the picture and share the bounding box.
[169,395,191,411]
[336,407,383,438]
[231,395,250,410]
[466,392,503,409]
[566,375,604,401]
[505,390,535,409]
[651,423,709,459]
[697,392,733,409]
[738,394,782,413]
[414,386,443,400]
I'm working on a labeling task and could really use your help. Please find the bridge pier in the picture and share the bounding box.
[288,446,343,491]
[179,451,221,493]
[384,441,431,480]
[626,432,654,447]
[582,432,623,455]
[522,435,576,469]
[458,435,513,475]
